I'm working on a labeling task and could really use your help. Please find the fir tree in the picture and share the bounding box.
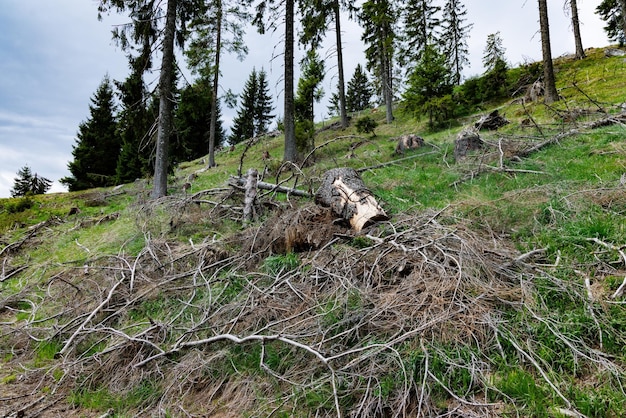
[596,0,626,45]
[346,64,373,113]
[61,75,120,191]
[11,166,52,197]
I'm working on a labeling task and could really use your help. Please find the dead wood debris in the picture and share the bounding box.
[3,205,621,417]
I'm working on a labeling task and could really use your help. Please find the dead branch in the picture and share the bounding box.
[229,175,312,198]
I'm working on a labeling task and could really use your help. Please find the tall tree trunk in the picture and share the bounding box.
[333,0,348,128]
[569,0,585,59]
[382,49,393,123]
[283,0,297,162]
[152,0,177,198]
[621,0,626,40]
[208,0,222,169]
[538,0,559,104]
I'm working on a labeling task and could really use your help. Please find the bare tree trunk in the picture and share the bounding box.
[207,0,222,169]
[283,0,297,162]
[333,1,348,129]
[152,0,177,199]
[538,0,559,104]
[568,0,585,59]
[243,168,258,224]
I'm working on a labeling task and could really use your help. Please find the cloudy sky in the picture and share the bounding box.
[0,0,610,198]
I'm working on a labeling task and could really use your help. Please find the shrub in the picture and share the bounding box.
[355,116,377,136]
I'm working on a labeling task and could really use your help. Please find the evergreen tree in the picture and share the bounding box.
[115,54,152,184]
[403,44,454,127]
[346,64,373,112]
[173,78,225,163]
[596,0,626,45]
[230,69,258,144]
[399,0,441,68]
[254,69,274,135]
[185,0,251,168]
[294,50,325,155]
[61,76,120,191]
[11,166,52,197]
[360,0,397,123]
[441,0,472,85]
[482,32,506,72]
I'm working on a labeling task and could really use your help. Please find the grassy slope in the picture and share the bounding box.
[1,47,625,417]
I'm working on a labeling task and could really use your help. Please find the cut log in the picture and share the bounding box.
[243,168,258,223]
[454,128,484,160]
[315,168,389,232]
[229,176,312,198]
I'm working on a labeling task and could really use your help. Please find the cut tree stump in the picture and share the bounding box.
[395,134,424,155]
[474,109,509,131]
[315,168,389,232]
[454,128,484,160]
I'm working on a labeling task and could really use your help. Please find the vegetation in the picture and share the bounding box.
[10,166,52,198]
[2,47,626,417]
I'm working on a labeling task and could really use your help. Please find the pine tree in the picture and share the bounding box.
[61,76,120,191]
[346,64,373,112]
[441,0,472,85]
[295,50,325,155]
[11,166,52,197]
[566,0,585,59]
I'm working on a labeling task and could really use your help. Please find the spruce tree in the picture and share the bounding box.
[61,76,120,191]
[596,0,626,45]
[346,64,373,112]
[360,0,397,123]
[403,44,454,127]
[441,0,472,85]
[229,69,258,144]
[173,78,224,163]
[482,32,506,72]
[11,166,52,197]
[254,69,274,136]
[115,54,152,184]
[400,0,441,68]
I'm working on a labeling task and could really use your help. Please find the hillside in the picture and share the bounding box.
[1,47,626,417]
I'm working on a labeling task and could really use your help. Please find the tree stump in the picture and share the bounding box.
[315,168,389,232]
[474,109,509,131]
[395,134,424,155]
[454,128,484,160]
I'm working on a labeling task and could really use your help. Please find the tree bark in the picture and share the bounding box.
[621,0,626,41]
[538,0,559,104]
[152,0,177,198]
[315,168,389,232]
[333,0,348,129]
[569,0,585,59]
[207,0,222,169]
[243,168,258,223]
[283,0,297,162]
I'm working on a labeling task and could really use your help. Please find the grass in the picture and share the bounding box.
[1,47,626,416]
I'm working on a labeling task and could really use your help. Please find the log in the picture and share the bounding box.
[242,168,258,223]
[315,168,389,232]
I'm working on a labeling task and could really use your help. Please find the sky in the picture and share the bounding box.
[0,0,611,198]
